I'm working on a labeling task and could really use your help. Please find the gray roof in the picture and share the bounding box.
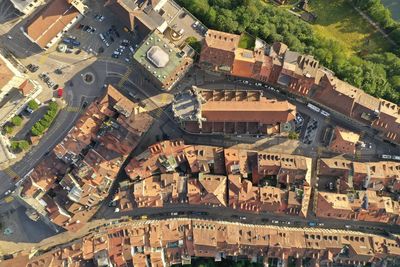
[147,46,170,68]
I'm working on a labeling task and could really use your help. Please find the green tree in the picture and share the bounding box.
[185,36,202,53]
[31,127,41,136]
[27,100,39,110]
[48,101,59,111]
[4,126,13,134]
[10,141,19,151]
[11,116,23,127]
[288,131,299,140]
[18,140,30,150]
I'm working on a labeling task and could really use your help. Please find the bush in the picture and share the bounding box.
[11,116,23,127]
[31,127,41,136]
[10,140,30,152]
[48,101,59,111]
[185,36,202,53]
[4,126,13,134]
[30,101,59,136]
[288,131,299,140]
[27,100,39,110]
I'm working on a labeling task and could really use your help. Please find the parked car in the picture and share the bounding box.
[308,221,317,227]
[57,88,64,97]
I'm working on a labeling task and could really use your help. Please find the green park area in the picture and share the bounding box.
[309,0,392,56]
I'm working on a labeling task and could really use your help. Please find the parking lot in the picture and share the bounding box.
[64,8,142,64]
[160,1,206,46]
[0,0,21,25]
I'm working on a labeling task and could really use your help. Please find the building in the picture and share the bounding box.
[329,127,360,155]
[132,30,194,90]
[0,54,42,127]
[198,29,400,146]
[187,173,227,207]
[255,151,312,185]
[23,0,87,50]
[125,141,312,217]
[316,190,400,224]
[318,158,400,193]
[9,0,45,15]
[18,85,153,231]
[105,0,168,37]
[313,74,400,145]
[173,87,296,134]
[3,219,400,267]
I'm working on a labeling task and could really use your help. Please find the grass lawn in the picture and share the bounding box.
[238,33,256,50]
[309,0,392,56]
[381,0,400,21]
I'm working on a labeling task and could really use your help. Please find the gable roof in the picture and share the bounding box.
[25,0,79,48]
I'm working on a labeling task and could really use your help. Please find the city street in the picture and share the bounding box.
[0,0,398,247]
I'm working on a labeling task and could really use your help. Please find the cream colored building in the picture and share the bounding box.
[9,0,45,15]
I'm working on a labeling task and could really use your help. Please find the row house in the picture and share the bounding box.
[5,219,400,266]
[199,29,400,145]
[316,190,400,224]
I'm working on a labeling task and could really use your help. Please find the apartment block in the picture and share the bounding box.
[316,190,400,224]
[126,141,312,217]
[198,29,400,146]
[18,85,153,231]
[3,219,400,267]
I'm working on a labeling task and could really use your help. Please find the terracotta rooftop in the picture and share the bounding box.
[0,56,14,90]
[204,29,240,52]
[25,0,79,48]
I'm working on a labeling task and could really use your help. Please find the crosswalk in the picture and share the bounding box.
[150,108,164,119]
[65,106,81,113]
[3,167,18,179]
[118,68,132,87]
[4,196,14,203]
[38,53,50,65]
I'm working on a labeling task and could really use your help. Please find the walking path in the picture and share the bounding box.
[353,6,398,47]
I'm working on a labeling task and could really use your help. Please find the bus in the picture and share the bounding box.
[307,103,321,113]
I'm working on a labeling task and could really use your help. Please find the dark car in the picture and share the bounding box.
[82,101,88,108]
[82,25,89,31]
[110,36,115,42]
[75,49,81,55]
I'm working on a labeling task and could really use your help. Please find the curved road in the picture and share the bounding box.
[0,59,129,198]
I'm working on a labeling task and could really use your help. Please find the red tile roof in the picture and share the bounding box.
[25,0,79,49]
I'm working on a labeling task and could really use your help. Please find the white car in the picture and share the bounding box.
[255,82,262,87]
[192,21,200,28]
[124,57,130,63]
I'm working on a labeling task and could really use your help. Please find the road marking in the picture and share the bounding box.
[151,108,163,119]
[38,53,50,65]
[117,68,132,87]
[160,94,169,104]
[4,196,14,203]
[65,106,81,113]
[3,167,18,179]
